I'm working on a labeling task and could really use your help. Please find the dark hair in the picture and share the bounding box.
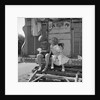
[58,43,64,49]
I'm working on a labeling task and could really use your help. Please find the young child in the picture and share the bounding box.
[42,37,69,72]
[50,39,69,71]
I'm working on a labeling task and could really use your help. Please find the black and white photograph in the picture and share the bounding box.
[18,18,82,82]
[5,5,95,95]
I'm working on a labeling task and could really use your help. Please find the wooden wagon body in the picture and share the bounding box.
[28,58,82,82]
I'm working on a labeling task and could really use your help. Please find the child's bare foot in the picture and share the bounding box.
[62,65,65,72]
[62,68,65,72]
[38,67,41,71]
[42,67,48,72]
[51,66,54,69]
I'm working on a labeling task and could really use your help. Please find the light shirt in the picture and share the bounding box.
[50,44,62,56]
[50,44,69,65]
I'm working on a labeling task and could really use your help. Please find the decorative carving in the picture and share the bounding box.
[49,21,70,33]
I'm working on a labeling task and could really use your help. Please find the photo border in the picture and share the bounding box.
[5,5,95,95]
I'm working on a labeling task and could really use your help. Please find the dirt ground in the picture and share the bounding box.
[18,62,39,82]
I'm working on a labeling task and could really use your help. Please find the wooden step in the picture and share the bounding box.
[38,70,82,78]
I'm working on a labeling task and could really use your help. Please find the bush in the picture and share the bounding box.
[18,34,25,56]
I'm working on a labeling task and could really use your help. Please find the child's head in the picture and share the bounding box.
[51,37,59,45]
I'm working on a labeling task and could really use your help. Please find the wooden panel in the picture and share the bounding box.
[74,37,80,41]
[74,32,82,38]
[49,21,71,33]
[72,23,82,28]
[74,27,82,32]
[74,41,79,55]
[48,33,71,40]
[71,22,82,57]
[25,18,31,26]
[49,29,70,33]
[60,40,71,56]
[27,34,34,55]
[74,37,82,56]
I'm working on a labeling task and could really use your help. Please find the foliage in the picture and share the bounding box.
[18,34,25,56]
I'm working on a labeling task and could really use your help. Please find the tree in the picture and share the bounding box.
[18,34,25,56]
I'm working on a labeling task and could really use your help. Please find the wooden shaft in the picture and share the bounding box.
[36,74,73,82]
[28,69,38,82]
[32,74,45,82]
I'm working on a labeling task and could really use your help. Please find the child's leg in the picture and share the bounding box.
[51,55,58,69]
[37,54,43,71]
[59,55,70,72]
[51,56,54,69]
[61,64,65,72]
[42,53,50,72]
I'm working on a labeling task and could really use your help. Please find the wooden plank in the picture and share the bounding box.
[74,28,82,33]
[74,32,82,38]
[40,70,82,78]
[35,73,82,82]
[36,74,70,82]
[48,33,71,40]
[65,68,82,72]
[72,23,82,28]
[32,74,45,82]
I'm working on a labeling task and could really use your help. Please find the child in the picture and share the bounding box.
[42,37,69,72]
